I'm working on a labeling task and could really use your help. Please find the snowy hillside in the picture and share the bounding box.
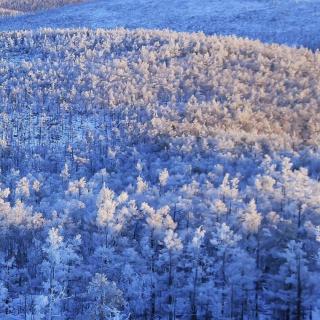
[0,0,320,49]
[0,28,319,163]
[0,28,319,319]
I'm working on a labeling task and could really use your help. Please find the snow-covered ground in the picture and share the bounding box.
[0,2,319,319]
[0,0,319,49]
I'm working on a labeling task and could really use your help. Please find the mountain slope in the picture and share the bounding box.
[0,28,319,172]
[0,0,319,49]
[0,29,319,319]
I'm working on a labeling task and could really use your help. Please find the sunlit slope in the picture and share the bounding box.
[0,28,319,172]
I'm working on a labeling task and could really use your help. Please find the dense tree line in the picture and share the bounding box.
[0,29,319,319]
[0,0,84,14]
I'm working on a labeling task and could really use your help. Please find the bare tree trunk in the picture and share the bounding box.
[221,251,226,319]
[168,251,173,320]
[255,235,261,320]
[296,256,302,320]
[191,262,198,320]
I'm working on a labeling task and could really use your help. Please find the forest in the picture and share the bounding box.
[0,28,319,319]
[0,0,84,15]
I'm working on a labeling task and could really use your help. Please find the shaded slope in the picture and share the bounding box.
[0,0,319,49]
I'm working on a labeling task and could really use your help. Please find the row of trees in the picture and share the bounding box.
[0,0,84,14]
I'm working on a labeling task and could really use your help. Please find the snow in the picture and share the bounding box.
[0,0,319,49]
[0,1,319,318]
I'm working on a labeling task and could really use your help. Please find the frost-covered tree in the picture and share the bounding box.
[0,28,318,319]
[87,273,126,320]
[41,227,82,319]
